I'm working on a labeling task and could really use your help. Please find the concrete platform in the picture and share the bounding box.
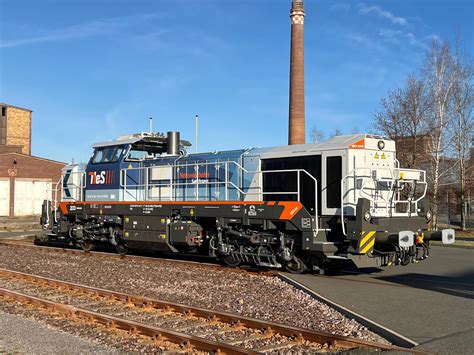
[282,246,474,352]
[0,216,40,231]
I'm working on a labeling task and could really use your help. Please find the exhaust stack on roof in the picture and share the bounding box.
[288,0,306,145]
[167,131,181,156]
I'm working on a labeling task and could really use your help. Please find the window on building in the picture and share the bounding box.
[1,107,6,116]
[326,156,342,208]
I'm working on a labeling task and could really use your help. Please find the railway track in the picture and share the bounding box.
[5,238,468,295]
[0,238,277,277]
[0,239,466,291]
[0,268,417,354]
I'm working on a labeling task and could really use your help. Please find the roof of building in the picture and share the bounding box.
[0,152,65,165]
[0,102,33,112]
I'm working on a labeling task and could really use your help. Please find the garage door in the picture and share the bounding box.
[14,179,52,216]
[0,179,9,216]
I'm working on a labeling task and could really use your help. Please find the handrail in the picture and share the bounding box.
[59,170,86,204]
[341,167,427,236]
[120,162,319,233]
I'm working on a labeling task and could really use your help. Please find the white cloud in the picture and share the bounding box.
[358,3,408,26]
[0,14,163,48]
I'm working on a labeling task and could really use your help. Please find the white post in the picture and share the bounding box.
[149,117,153,133]
[195,114,199,153]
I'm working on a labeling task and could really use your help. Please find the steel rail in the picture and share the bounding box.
[0,268,421,353]
[0,287,252,355]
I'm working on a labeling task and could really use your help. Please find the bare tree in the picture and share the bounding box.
[373,35,473,229]
[330,128,344,138]
[449,37,474,230]
[374,76,429,168]
[309,126,325,143]
[399,75,430,168]
[423,39,457,229]
[374,88,405,142]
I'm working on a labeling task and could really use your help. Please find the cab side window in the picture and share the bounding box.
[326,156,342,208]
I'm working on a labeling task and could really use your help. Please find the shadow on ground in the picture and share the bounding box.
[375,271,474,299]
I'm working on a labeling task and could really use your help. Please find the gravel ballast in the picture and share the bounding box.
[0,245,387,343]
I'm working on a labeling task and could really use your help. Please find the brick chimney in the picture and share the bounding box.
[288,0,306,145]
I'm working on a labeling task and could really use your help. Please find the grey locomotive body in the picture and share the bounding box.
[42,131,455,273]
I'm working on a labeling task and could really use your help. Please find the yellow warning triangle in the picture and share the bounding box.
[374,153,380,159]
[128,164,133,169]
[381,153,386,159]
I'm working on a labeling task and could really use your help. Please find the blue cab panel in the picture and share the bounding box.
[84,139,252,202]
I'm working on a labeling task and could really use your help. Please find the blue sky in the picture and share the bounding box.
[0,0,473,163]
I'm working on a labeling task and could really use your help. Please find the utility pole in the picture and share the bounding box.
[195,114,199,153]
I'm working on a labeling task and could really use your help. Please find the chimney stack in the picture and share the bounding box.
[288,0,306,145]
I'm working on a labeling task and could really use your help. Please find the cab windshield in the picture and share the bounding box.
[91,146,124,164]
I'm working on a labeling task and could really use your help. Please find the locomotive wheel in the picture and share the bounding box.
[115,243,129,256]
[284,256,307,274]
[79,241,96,252]
[222,254,241,267]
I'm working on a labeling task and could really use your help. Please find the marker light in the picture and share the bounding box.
[364,211,372,222]
[377,140,385,150]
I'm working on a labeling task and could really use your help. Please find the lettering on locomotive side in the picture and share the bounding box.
[349,139,365,149]
[179,172,210,179]
[88,170,116,185]
[290,206,299,216]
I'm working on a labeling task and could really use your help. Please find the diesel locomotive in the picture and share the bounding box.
[41,130,455,273]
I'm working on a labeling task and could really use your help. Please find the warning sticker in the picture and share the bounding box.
[374,153,380,159]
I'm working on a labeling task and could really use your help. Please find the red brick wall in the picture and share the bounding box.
[0,153,64,181]
[0,145,23,154]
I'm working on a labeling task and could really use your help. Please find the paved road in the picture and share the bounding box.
[283,246,474,349]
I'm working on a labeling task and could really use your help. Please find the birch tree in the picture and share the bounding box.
[309,126,325,143]
[423,39,456,229]
[450,40,474,230]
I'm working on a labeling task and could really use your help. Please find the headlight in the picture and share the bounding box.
[364,211,371,221]
[426,211,432,221]
[377,140,385,150]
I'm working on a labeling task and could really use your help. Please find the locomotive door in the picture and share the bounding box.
[322,150,346,216]
[261,155,321,216]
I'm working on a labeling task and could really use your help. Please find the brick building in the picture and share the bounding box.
[0,102,64,217]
